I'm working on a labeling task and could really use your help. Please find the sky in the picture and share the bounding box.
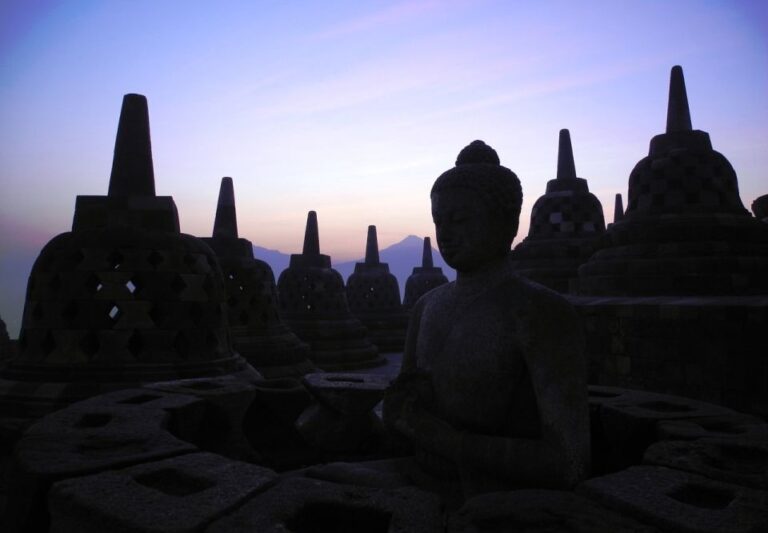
[1,0,767,336]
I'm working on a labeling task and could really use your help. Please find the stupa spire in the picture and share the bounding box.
[303,211,320,255]
[556,129,577,180]
[108,94,156,197]
[422,237,434,268]
[666,65,692,133]
[212,177,238,239]
[614,193,625,223]
[365,225,380,264]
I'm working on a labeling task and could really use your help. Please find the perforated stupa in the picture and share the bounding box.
[201,177,315,378]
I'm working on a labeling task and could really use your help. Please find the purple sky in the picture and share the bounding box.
[1,0,767,335]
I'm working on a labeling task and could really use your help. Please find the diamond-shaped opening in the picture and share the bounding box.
[238,284,244,292]
[42,331,56,355]
[108,304,121,322]
[70,249,85,265]
[127,330,144,356]
[80,330,100,357]
[148,304,163,326]
[126,280,137,294]
[147,250,164,268]
[61,301,78,321]
[107,250,124,271]
[48,274,62,292]
[227,272,235,280]
[85,273,100,294]
[171,275,187,295]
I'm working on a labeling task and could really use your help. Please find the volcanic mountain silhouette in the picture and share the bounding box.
[253,235,455,298]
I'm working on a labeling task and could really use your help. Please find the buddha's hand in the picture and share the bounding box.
[396,406,462,462]
[383,369,434,424]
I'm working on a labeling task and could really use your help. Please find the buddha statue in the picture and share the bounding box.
[383,140,590,497]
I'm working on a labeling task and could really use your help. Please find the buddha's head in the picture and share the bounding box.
[431,140,522,273]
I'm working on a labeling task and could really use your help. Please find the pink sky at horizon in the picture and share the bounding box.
[1,0,767,335]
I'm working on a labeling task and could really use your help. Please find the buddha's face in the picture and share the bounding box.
[431,188,511,273]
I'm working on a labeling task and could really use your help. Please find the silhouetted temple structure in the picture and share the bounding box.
[402,237,448,309]
[612,193,624,224]
[574,66,768,416]
[753,194,768,223]
[5,67,768,532]
[0,94,256,424]
[510,129,606,292]
[0,317,11,362]
[578,67,767,296]
[345,226,407,352]
[201,177,315,378]
[277,211,382,370]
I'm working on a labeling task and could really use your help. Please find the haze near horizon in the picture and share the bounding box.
[1,0,767,336]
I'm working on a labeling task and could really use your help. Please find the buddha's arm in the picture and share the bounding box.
[458,297,590,488]
[383,299,427,429]
[403,296,590,489]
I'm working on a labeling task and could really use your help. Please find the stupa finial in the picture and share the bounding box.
[666,65,692,133]
[557,129,577,180]
[365,225,380,264]
[108,94,156,197]
[212,177,238,239]
[614,193,625,223]
[422,237,434,268]
[303,211,320,255]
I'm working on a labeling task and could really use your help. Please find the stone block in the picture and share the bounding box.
[597,389,736,470]
[656,414,768,443]
[302,372,390,415]
[448,489,659,532]
[243,377,317,469]
[644,438,768,490]
[578,466,768,533]
[48,452,276,533]
[145,375,258,461]
[206,476,442,533]
[303,459,413,489]
[6,388,204,533]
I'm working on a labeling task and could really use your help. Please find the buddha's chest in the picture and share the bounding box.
[415,291,528,432]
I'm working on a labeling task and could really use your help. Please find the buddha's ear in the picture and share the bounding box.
[508,219,519,243]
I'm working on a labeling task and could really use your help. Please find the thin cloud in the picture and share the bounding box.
[310,0,445,40]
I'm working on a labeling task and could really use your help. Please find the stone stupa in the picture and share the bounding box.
[277,212,382,370]
[572,66,768,416]
[577,66,768,296]
[201,177,315,378]
[510,129,606,292]
[613,193,625,224]
[402,237,448,310]
[753,195,768,223]
[345,226,407,352]
[0,94,256,422]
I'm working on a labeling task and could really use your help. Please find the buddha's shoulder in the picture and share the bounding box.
[495,271,577,317]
